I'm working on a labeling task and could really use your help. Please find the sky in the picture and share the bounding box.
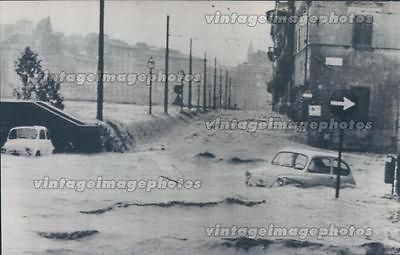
[0,0,274,66]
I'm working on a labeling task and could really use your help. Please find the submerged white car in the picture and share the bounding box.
[245,148,356,188]
[1,126,54,156]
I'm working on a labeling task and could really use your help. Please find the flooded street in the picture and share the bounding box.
[2,111,399,255]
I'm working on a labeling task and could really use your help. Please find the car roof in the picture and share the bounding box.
[277,147,339,159]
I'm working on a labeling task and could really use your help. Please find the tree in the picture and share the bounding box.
[15,47,42,99]
[14,46,64,109]
[35,71,64,110]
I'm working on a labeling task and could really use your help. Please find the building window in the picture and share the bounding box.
[352,15,373,48]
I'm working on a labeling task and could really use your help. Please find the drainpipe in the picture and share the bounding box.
[288,0,296,117]
[304,1,311,89]
[397,84,400,154]
[302,1,311,120]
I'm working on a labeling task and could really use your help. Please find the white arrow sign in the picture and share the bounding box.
[330,97,356,111]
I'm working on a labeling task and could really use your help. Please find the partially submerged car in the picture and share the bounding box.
[245,148,356,188]
[1,126,54,156]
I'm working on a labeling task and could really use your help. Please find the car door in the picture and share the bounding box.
[44,129,54,154]
[304,157,335,187]
[332,159,355,186]
[37,129,47,154]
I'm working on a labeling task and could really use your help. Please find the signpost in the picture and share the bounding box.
[147,57,155,115]
[329,90,357,119]
[329,89,358,199]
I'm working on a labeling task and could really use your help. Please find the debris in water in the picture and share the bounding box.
[80,197,265,215]
[195,152,216,158]
[37,230,99,240]
[229,157,265,164]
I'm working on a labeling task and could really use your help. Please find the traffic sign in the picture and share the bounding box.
[328,89,358,199]
[308,105,321,117]
[329,89,358,119]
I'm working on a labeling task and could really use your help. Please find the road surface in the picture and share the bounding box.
[1,110,399,255]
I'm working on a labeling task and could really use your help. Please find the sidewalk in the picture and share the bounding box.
[63,100,181,124]
[63,100,205,152]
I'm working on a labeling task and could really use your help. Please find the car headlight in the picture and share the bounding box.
[276,177,287,186]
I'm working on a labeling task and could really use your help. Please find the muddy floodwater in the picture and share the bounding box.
[2,111,399,255]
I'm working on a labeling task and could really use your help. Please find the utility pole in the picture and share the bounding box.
[96,0,104,121]
[224,70,228,109]
[233,82,236,109]
[208,89,212,108]
[228,77,232,109]
[188,38,192,110]
[164,15,170,114]
[203,52,207,112]
[197,80,200,111]
[219,69,222,109]
[213,57,217,110]
[179,70,185,112]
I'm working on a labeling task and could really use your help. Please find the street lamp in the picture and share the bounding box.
[148,56,155,115]
[178,70,185,111]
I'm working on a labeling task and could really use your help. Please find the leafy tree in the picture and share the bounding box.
[15,47,42,99]
[36,71,64,110]
[14,46,64,109]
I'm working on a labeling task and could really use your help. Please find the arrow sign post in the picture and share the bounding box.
[330,97,356,111]
[328,89,358,199]
[328,90,358,119]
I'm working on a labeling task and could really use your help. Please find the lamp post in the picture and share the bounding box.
[178,70,185,111]
[148,56,155,115]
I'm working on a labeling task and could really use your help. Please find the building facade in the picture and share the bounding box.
[268,0,400,152]
[0,18,209,107]
[230,42,273,111]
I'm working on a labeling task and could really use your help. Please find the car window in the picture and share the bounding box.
[332,160,350,176]
[272,152,295,167]
[39,130,46,140]
[8,129,17,139]
[11,128,38,139]
[308,157,332,174]
[294,154,308,170]
[45,130,51,140]
[271,152,308,170]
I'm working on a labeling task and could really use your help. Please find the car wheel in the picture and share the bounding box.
[35,150,41,157]
[276,177,286,186]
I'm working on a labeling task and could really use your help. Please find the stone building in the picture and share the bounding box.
[267,0,400,152]
[0,17,211,107]
[230,42,273,111]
